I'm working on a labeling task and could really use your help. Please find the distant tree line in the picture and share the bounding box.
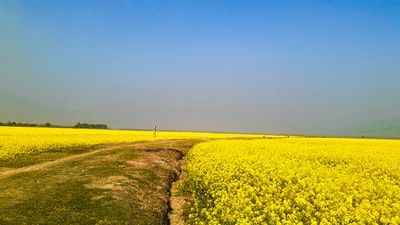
[0,121,108,129]
[0,121,54,127]
[73,122,108,129]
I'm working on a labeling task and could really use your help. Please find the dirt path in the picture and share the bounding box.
[0,139,203,225]
[0,139,186,178]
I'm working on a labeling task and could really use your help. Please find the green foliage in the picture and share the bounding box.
[73,122,108,129]
[0,121,108,129]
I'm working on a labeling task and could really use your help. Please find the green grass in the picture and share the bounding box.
[0,180,130,225]
[0,140,201,225]
[0,145,96,168]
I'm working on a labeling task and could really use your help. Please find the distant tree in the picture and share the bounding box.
[74,122,108,129]
[0,121,107,129]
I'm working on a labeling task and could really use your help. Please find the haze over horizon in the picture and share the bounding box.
[1,1,400,135]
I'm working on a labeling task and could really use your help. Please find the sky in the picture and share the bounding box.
[1,0,400,134]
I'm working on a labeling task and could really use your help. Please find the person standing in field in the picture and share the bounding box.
[153,125,157,137]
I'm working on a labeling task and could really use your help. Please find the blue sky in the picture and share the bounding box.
[1,0,400,134]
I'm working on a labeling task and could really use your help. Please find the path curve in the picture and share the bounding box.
[0,139,183,178]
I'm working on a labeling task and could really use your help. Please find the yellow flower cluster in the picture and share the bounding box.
[0,126,261,160]
[186,138,400,224]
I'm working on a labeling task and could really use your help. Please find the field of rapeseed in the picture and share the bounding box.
[186,138,400,225]
[0,126,260,160]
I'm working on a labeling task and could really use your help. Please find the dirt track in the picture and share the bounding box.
[0,140,185,178]
[0,139,201,225]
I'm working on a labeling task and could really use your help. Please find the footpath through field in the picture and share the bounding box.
[0,139,204,225]
[0,140,182,178]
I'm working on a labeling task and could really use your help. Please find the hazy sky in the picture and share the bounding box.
[1,0,400,134]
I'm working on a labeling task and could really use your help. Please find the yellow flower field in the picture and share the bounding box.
[186,138,400,225]
[0,126,261,160]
